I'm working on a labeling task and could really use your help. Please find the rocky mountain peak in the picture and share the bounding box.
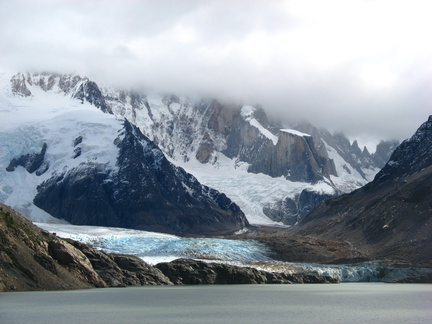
[10,73,32,97]
[10,72,84,97]
[72,79,112,114]
[373,115,432,184]
[371,139,400,169]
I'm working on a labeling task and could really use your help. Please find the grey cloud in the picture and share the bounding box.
[1,0,431,147]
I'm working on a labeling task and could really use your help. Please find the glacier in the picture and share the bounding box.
[173,154,335,225]
[37,223,271,264]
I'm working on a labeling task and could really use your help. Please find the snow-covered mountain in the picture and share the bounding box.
[0,72,248,235]
[3,72,397,225]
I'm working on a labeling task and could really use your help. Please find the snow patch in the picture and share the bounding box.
[280,129,311,137]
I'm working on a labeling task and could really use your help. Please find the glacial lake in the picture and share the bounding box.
[1,283,431,324]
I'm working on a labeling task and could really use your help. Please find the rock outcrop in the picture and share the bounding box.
[156,258,338,284]
[294,122,399,178]
[251,130,333,182]
[6,143,49,175]
[72,79,112,114]
[263,189,335,225]
[65,240,172,287]
[0,203,103,292]
[0,203,175,292]
[371,140,400,169]
[10,73,32,97]
[373,115,432,184]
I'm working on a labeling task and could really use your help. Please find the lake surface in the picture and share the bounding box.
[1,283,431,324]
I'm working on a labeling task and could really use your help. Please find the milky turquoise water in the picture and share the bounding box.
[1,283,431,324]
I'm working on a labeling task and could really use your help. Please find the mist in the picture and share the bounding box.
[1,0,431,147]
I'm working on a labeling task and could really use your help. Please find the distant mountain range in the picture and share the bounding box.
[2,72,398,230]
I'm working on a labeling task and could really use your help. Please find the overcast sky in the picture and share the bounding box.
[1,0,431,149]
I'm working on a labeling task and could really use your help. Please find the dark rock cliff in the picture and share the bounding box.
[373,115,432,184]
[6,142,49,175]
[72,79,112,114]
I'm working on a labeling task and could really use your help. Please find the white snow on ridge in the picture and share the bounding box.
[241,105,278,145]
[323,140,372,193]
[280,129,311,137]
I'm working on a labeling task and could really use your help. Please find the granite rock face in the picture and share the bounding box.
[10,73,32,97]
[371,140,400,169]
[72,79,112,114]
[224,111,336,183]
[250,130,335,182]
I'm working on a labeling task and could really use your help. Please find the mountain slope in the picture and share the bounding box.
[0,73,248,235]
[288,116,432,264]
[32,120,247,234]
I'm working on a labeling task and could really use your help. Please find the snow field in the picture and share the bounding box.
[175,154,335,225]
[0,77,124,222]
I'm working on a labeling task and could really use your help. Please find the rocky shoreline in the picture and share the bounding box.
[0,203,336,292]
